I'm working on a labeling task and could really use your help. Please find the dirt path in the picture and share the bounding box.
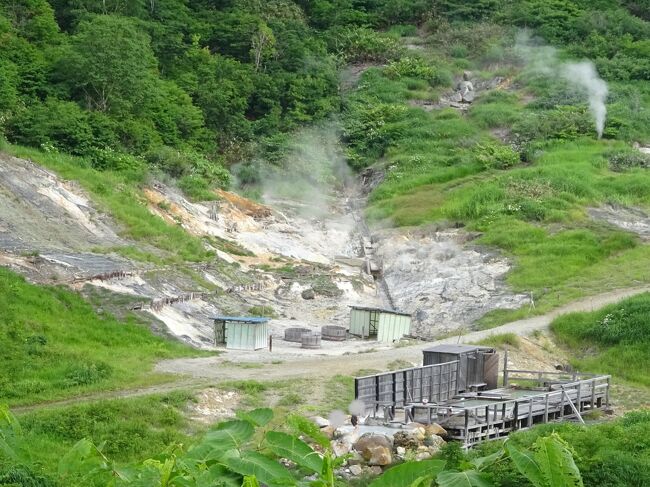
[157,285,650,379]
[12,379,212,415]
[15,285,649,413]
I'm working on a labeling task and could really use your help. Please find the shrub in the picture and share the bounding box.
[512,106,594,143]
[6,99,94,155]
[607,149,650,172]
[62,362,112,388]
[384,57,452,87]
[85,147,146,175]
[328,27,403,63]
[474,142,520,169]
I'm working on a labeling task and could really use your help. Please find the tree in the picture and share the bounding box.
[59,15,157,113]
[250,21,276,71]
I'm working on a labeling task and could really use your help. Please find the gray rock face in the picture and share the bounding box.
[588,204,650,241]
[301,288,316,300]
[376,228,530,337]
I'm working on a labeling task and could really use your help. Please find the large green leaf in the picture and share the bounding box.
[58,438,106,478]
[534,434,583,487]
[242,475,261,487]
[265,431,323,474]
[223,451,295,487]
[368,459,446,487]
[506,442,544,487]
[436,470,493,487]
[471,450,504,471]
[287,414,330,449]
[237,408,274,427]
[186,420,254,461]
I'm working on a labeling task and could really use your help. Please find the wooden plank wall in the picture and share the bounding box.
[355,361,460,410]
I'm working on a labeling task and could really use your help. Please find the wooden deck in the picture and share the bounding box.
[405,374,610,447]
[355,364,611,447]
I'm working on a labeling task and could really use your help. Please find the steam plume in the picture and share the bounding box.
[561,62,608,138]
[515,31,608,138]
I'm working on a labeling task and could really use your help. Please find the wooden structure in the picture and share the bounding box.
[405,371,610,447]
[213,316,269,351]
[423,344,499,391]
[355,361,459,417]
[301,332,321,349]
[349,306,411,342]
[284,327,310,342]
[321,325,347,341]
[353,344,611,447]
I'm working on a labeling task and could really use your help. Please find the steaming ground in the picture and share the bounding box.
[376,227,530,338]
[0,146,541,356]
[516,30,608,138]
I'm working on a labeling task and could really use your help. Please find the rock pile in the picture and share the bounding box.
[310,416,447,480]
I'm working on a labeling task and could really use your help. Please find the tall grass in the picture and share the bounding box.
[551,293,650,386]
[0,268,204,406]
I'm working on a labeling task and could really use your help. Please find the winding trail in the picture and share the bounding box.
[156,285,650,380]
[13,285,649,415]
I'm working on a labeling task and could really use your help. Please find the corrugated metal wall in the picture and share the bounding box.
[377,313,411,342]
[349,308,369,336]
[226,322,268,350]
[350,309,411,342]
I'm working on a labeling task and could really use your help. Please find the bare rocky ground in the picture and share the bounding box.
[375,227,530,338]
[588,204,650,241]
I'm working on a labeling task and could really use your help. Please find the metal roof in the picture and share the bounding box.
[349,305,411,317]
[422,344,494,354]
[212,316,270,324]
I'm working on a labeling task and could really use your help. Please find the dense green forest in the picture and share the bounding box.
[1,0,648,198]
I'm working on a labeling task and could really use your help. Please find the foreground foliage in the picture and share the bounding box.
[1,405,589,487]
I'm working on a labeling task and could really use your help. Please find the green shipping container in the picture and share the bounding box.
[348,306,411,343]
[213,316,269,351]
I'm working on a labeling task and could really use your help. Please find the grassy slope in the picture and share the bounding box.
[2,393,197,485]
[1,141,212,263]
[350,35,650,328]
[0,268,205,406]
[551,292,650,387]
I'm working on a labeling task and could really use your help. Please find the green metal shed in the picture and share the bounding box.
[213,316,269,351]
[348,306,412,342]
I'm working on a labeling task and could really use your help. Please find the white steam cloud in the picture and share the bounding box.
[560,62,608,138]
[515,31,608,138]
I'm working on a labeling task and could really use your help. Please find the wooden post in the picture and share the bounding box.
[560,388,565,419]
[576,382,582,413]
[527,398,533,428]
[513,401,519,430]
[590,379,596,410]
[606,377,610,410]
[503,350,509,386]
[464,409,470,444]
[375,375,380,413]
[392,373,397,406]
[501,403,506,425]
[543,393,549,423]
[269,334,273,352]
[403,370,408,405]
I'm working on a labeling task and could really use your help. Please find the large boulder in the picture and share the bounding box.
[353,434,393,466]
[424,423,447,437]
[393,431,420,450]
[301,288,315,300]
